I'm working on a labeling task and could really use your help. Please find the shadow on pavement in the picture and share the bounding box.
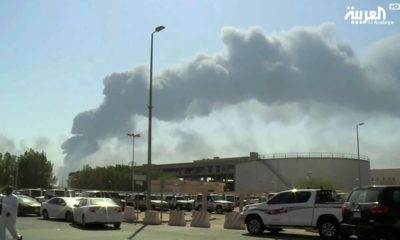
[242,232,320,239]
[127,225,147,239]
[69,222,120,231]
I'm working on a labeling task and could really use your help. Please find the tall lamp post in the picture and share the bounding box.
[127,133,140,192]
[356,122,365,186]
[147,25,165,210]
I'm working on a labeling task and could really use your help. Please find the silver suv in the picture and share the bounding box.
[195,194,234,214]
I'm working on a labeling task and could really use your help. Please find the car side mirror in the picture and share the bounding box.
[73,204,80,208]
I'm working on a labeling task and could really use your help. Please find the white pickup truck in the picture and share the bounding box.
[241,189,345,239]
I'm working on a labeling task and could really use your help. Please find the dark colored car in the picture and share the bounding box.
[341,185,400,240]
[16,195,41,216]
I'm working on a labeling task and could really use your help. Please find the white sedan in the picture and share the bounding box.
[73,198,122,229]
[41,197,79,222]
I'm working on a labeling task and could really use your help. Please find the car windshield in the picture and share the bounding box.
[348,189,380,203]
[89,198,117,206]
[151,195,162,200]
[54,190,66,197]
[30,190,42,198]
[17,195,38,204]
[107,192,120,198]
[211,195,224,201]
[65,198,80,205]
[175,196,186,200]
[225,196,235,201]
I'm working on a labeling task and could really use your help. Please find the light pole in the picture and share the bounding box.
[356,122,365,186]
[147,25,165,210]
[127,133,140,192]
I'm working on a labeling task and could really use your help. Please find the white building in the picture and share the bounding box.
[371,169,400,185]
[235,152,370,192]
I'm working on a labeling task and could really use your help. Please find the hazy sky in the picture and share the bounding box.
[1,0,399,181]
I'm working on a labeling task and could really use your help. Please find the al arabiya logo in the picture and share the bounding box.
[344,5,395,25]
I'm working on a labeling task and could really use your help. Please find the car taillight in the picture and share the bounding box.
[341,204,347,214]
[89,207,99,213]
[371,205,389,215]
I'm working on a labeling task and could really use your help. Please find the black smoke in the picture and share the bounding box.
[61,23,400,174]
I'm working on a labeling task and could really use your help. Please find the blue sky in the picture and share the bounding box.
[1,0,399,178]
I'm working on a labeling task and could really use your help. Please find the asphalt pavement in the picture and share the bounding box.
[10,214,338,240]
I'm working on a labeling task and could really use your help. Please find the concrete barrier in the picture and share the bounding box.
[168,210,186,226]
[143,210,162,225]
[123,206,138,223]
[190,210,210,228]
[224,212,245,229]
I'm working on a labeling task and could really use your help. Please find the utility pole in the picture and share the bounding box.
[127,133,141,192]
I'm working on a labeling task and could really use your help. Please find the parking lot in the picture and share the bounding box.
[10,214,353,240]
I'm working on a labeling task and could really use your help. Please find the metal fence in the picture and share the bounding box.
[259,152,370,161]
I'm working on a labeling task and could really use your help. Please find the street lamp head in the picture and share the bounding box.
[358,122,365,126]
[127,133,141,138]
[155,26,165,32]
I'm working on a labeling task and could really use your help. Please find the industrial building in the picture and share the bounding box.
[235,152,370,192]
[156,152,371,192]
[371,169,400,185]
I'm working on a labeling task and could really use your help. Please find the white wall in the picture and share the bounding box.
[235,157,370,193]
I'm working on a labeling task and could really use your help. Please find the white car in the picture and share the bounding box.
[241,189,344,239]
[41,197,79,222]
[73,198,122,229]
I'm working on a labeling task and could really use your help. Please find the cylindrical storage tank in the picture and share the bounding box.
[235,153,370,192]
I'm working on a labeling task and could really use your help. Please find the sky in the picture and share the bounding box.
[1,0,399,184]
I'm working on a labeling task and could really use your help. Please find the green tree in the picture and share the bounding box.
[17,149,57,188]
[0,152,18,187]
[68,164,177,191]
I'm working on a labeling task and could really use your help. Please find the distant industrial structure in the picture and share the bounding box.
[370,169,400,185]
[155,152,371,192]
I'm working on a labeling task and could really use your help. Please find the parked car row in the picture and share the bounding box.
[124,193,235,214]
[125,194,191,211]
[16,188,77,202]
[40,196,122,229]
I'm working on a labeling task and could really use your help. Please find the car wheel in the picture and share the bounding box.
[216,206,223,214]
[42,209,49,220]
[318,218,339,240]
[196,205,202,211]
[246,215,265,235]
[65,211,73,222]
[81,215,87,228]
[113,223,121,229]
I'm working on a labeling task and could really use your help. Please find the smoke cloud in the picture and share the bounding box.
[61,23,400,176]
